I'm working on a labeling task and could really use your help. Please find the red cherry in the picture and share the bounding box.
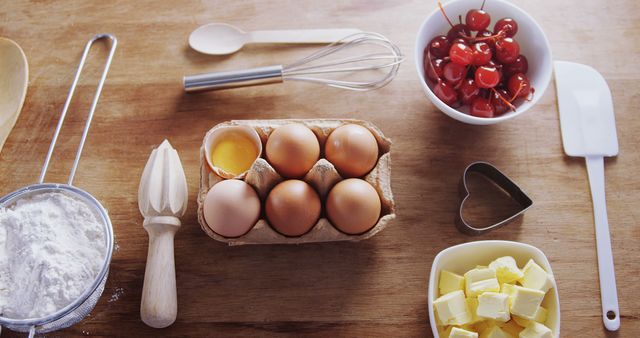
[443,62,467,85]
[503,55,528,77]
[470,97,495,118]
[449,42,474,65]
[447,24,471,42]
[471,42,492,66]
[491,89,512,115]
[495,37,520,64]
[507,73,532,99]
[465,9,491,31]
[433,80,458,106]
[494,18,519,37]
[486,60,503,78]
[428,35,452,59]
[475,66,501,88]
[425,57,446,83]
[459,78,480,104]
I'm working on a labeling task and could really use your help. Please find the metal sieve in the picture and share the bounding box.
[0,34,117,337]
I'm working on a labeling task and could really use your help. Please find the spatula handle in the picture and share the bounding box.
[585,155,620,331]
[141,216,180,328]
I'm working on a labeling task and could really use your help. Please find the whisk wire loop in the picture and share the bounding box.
[282,32,403,91]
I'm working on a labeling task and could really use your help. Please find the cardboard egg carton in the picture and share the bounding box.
[197,119,395,245]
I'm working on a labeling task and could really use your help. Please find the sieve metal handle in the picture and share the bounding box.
[38,34,117,186]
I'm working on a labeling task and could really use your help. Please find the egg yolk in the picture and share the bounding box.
[211,132,259,176]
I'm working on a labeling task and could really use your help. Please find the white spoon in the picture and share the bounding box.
[189,23,361,55]
[0,37,28,153]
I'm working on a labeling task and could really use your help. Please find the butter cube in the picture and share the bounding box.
[533,306,548,324]
[511,315,530,327]
[474,320,495,333]
[448,327,479,338]
[514,305,547,326]
[480,325,513,338]
[466,297,482,324]
[438,324,449,337]
[501,320,525,336]
[440,270,466,296]
[500,283,516,309]
[465,267,497,285]
[520,260,554,293]
[477,292,511,322]
[489,257,524,284]
[468,278,501,297]
[518,322,552,338]
[501,283,516,297]
[465,267,500,297]
[434,290,472,325]
[436,316,444,327]
[511,306,549,327]
[510,285,545,320]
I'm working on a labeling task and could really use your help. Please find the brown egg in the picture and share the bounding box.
[265,180,321,237]
[266,124,320,178]
[203,179,261,238]
[325,124,379,178]
[326,178,381,235]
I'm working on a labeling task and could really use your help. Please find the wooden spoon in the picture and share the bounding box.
[0,37,28,153]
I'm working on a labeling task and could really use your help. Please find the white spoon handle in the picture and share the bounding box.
[140,216,179,328]
[585,155,620,331]
[248,28,361,44]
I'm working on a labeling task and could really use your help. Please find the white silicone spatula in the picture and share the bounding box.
[555,61,620,331]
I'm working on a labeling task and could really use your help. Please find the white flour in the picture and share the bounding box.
[0,191,106,319]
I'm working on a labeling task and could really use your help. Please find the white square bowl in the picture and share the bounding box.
[427,240,560,337]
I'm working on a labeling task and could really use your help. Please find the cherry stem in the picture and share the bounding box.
[492,88,516,111]
[509,82,525,102]
[481,0,486,10]
[438,1,455,28]
[427,51,444,83]
[463,29,507,44]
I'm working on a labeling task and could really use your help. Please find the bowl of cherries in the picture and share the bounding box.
[416,0,552,125]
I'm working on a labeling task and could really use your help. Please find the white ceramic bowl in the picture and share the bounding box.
[428,240,560,337]
[415,0,552,125]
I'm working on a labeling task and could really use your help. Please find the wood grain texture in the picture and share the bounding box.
[1,0,639,337]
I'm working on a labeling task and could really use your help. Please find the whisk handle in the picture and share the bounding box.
[184,65,283,92]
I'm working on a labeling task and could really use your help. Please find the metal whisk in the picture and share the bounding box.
[183,32,404,92]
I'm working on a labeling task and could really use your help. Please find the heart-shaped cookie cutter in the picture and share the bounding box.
[456,162,533,235]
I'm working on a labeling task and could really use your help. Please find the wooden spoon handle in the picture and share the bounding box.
[140,216,180,328]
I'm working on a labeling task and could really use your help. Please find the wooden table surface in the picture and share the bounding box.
[1,0,639,337]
